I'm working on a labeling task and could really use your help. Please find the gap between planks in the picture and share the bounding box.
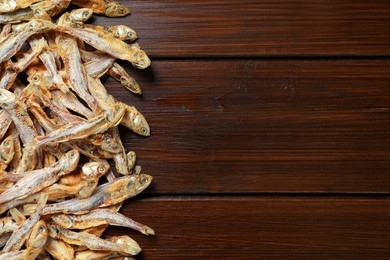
[134,192,390,201]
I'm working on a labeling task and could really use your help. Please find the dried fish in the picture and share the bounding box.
[0,2,154,258]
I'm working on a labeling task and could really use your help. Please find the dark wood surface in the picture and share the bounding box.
[106,197,390,259]
[98,1,390,258]
[97,0,390,57]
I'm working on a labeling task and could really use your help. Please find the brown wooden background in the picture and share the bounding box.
[98,1,390,258]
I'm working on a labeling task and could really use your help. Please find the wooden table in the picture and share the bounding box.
[100,1,390,258]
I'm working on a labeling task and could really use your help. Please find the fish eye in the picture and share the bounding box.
[128,32,134,38]
[141,128,148,135]
[3,141,10,146]
[66,16,71,21]
[98,166,106,173]
[140,176,147,184]
[119,8,126,14]
[82,11,89,18]
[127,180,134,188]
[88,181,95,187]
[35,10,41,14]
[32,75,39,81]
[120,77,128,85]
[69,152,76,159]
[39,226,46,233]
[115,105,122,111]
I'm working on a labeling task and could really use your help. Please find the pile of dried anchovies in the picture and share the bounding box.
[0,1,154,259]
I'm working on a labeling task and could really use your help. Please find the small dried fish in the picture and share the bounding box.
[48,224,141,255]
[0,150,79,204]
[72,0,130,17]
[0,2,154,258]
[52,209,154,235]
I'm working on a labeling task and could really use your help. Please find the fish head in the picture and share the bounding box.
[105,103,126,126]
[26,19,56,31]
[28,71,53,89]
[128,174,153,194]
[105,2,131,17]
[82,161,110,179]
[131,48,151,69]
[0,135,14,161]
[119,74,141,94]
[51,214,73,229]
[28,220,48,248]
[115,25,137,41]
[70,8,93,23]
[60,150,80,173]
[108,235,141,255]
[33,8,51,21]
[126,151,137,170]
[0,89,16,109]
[127,106,150,136]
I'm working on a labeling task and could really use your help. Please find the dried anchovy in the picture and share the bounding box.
[0,1,154,258]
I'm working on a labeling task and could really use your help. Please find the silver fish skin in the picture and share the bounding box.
[0,150,79,204]
[42,192,110,215]
[2,194,47,252]
[0,19,55,64]
[52,209,155,235]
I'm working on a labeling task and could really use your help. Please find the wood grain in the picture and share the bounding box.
[106,60,390,193]
[92,0,390,57]
[106,197,390,259]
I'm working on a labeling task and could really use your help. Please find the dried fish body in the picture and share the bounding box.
[50,90,94,118]
[0,150,79,204]
[0,38,45,90]
[108,62,141,94]
[0,192,41,215]
[110,127,128,175]
[4,124,22,172]
[89,132,121,154]
[0,89,38,145]
[2,193,47,252]
[0,250,26,260]
[31,103,125,148]
[56,33,99,112]
[48,225,141,255]
[52,209,154,235]
[0,19,55,64]
[86,75,149,135]
[25,220,48,259]
[0,7,33,24]
[75,250,122,260]
[84,56,115,78]
[95,174,153,207]
[0,0,42,12]
[57,25,150,69]
[0,135,14,171]
[72,0,130,17]
[44,238,74,260]
[0,216,21,236]
[29,36,69,93]
[42,192,110,215]
[0,110,12,140]
[31,0,71,17]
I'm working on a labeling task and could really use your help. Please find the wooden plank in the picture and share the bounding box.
[92,0,390,57]
[107,60,390,193]
[106,197,390,259]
